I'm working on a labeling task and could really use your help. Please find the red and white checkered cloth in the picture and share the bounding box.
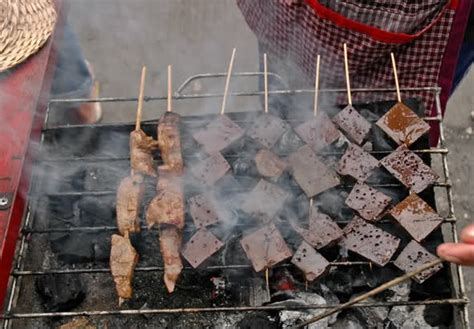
[237,0,457,116]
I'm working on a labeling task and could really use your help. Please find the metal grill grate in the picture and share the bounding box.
[0,72,469,328]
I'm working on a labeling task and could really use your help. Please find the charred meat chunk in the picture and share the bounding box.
[295,112,341,152]
[240,223,292,272]
[158,112,184,172]
[336,143,379,182]
[333,105,371,145]
[288,145,339,197]
[394,240,443,283]
[291,241,330,281]
[110,234,139,304]
[159,226,184,293]
[345,183,392,222]
[380,145,438,193]
[193,114,244,154]
[130,129,159,177]
[146,169,184,229]
[181,228,224,268]
[376,102,430,146]
[389,193,443,242]
[343,216,400,266]
[116,174,144,236]
[247,113,287,149]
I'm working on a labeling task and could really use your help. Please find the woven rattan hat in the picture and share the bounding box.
[0,0,56,72]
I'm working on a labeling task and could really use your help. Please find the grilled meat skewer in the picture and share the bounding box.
[159,226,183,293]
[110,234,139,305]
[130,129,159,177]
[158,112,183,172]
[116,174,144,236]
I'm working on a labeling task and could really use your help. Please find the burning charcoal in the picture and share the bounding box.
[389,193,443,242]
[240,223,292,272]
[246,113,287,149]
[294,112,341,152]
[237,314,277,329]
[35,274,85,311]
[84,163,128,191]
[181,228,224,268]
[333,105,371,145]
[388,305,434,329]
[376,102,430,146]
[330,314,365,329]
[241,179,289,219]
[336,143,379,182]
[271,292,331,328]
[193,114,244,154]
[314,188,353,221]
[288,145,340,197]
[294,211,343,249]
[343,217,400,266]
[380,145,439,193]
[255,148,287,179]
[247,278,271,307]
[232,156,258,177]
[393,240,443,283]
[191,152,230,186]
[345,183,392,222]
[353,297,389,328]
[291,241,329,281]
[49,233,94,264]
[188,192,219,228]
[79,196,115,227]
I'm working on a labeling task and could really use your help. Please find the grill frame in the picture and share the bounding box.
[1,72,469,328]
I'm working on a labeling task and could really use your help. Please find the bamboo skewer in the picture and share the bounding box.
[343,43,352,106]
[265,268,270,294]
[313,54,321,117]
[220,48,237,115]
[390,52,402,103]
[264,53,269,114]
[167,65,172,113]
[291,258,444,329]
[135,66,147,131]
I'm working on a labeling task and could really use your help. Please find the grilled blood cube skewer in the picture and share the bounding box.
[336,143,379,182]
[291,241,330,282]
[345,182,392,222]
[254,148,287,179]
[376,53,430,146]
[182,228,224,268]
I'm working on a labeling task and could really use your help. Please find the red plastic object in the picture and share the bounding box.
[0,1,63,311]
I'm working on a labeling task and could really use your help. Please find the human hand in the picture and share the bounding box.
[437,224,474,266]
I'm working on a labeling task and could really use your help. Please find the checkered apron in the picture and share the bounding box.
[237,0,469,145]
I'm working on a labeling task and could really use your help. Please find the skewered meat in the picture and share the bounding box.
[255,148,286,179]
[130,129,159,177]
[333,105,371,145]
[116,174,144,236]
[376,102,430,146]
[291,241,329,281]
[295,112,341,152]
[336,143,379,182]
[146,169,184,229]
[345,183,392,222]
[158,112,183,172]
[182,228,224,268]
[159,226,183,293]
[193,114,244,154]
[246,113,286,149]
[188,192,220,228]
[110,234,139,305]
[191,152,230,186]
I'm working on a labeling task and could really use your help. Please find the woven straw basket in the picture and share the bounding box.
[0,0,57,72]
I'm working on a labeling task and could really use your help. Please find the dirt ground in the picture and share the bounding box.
[66,0,474,324]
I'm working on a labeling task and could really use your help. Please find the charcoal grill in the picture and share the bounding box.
[0,71,470,328]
